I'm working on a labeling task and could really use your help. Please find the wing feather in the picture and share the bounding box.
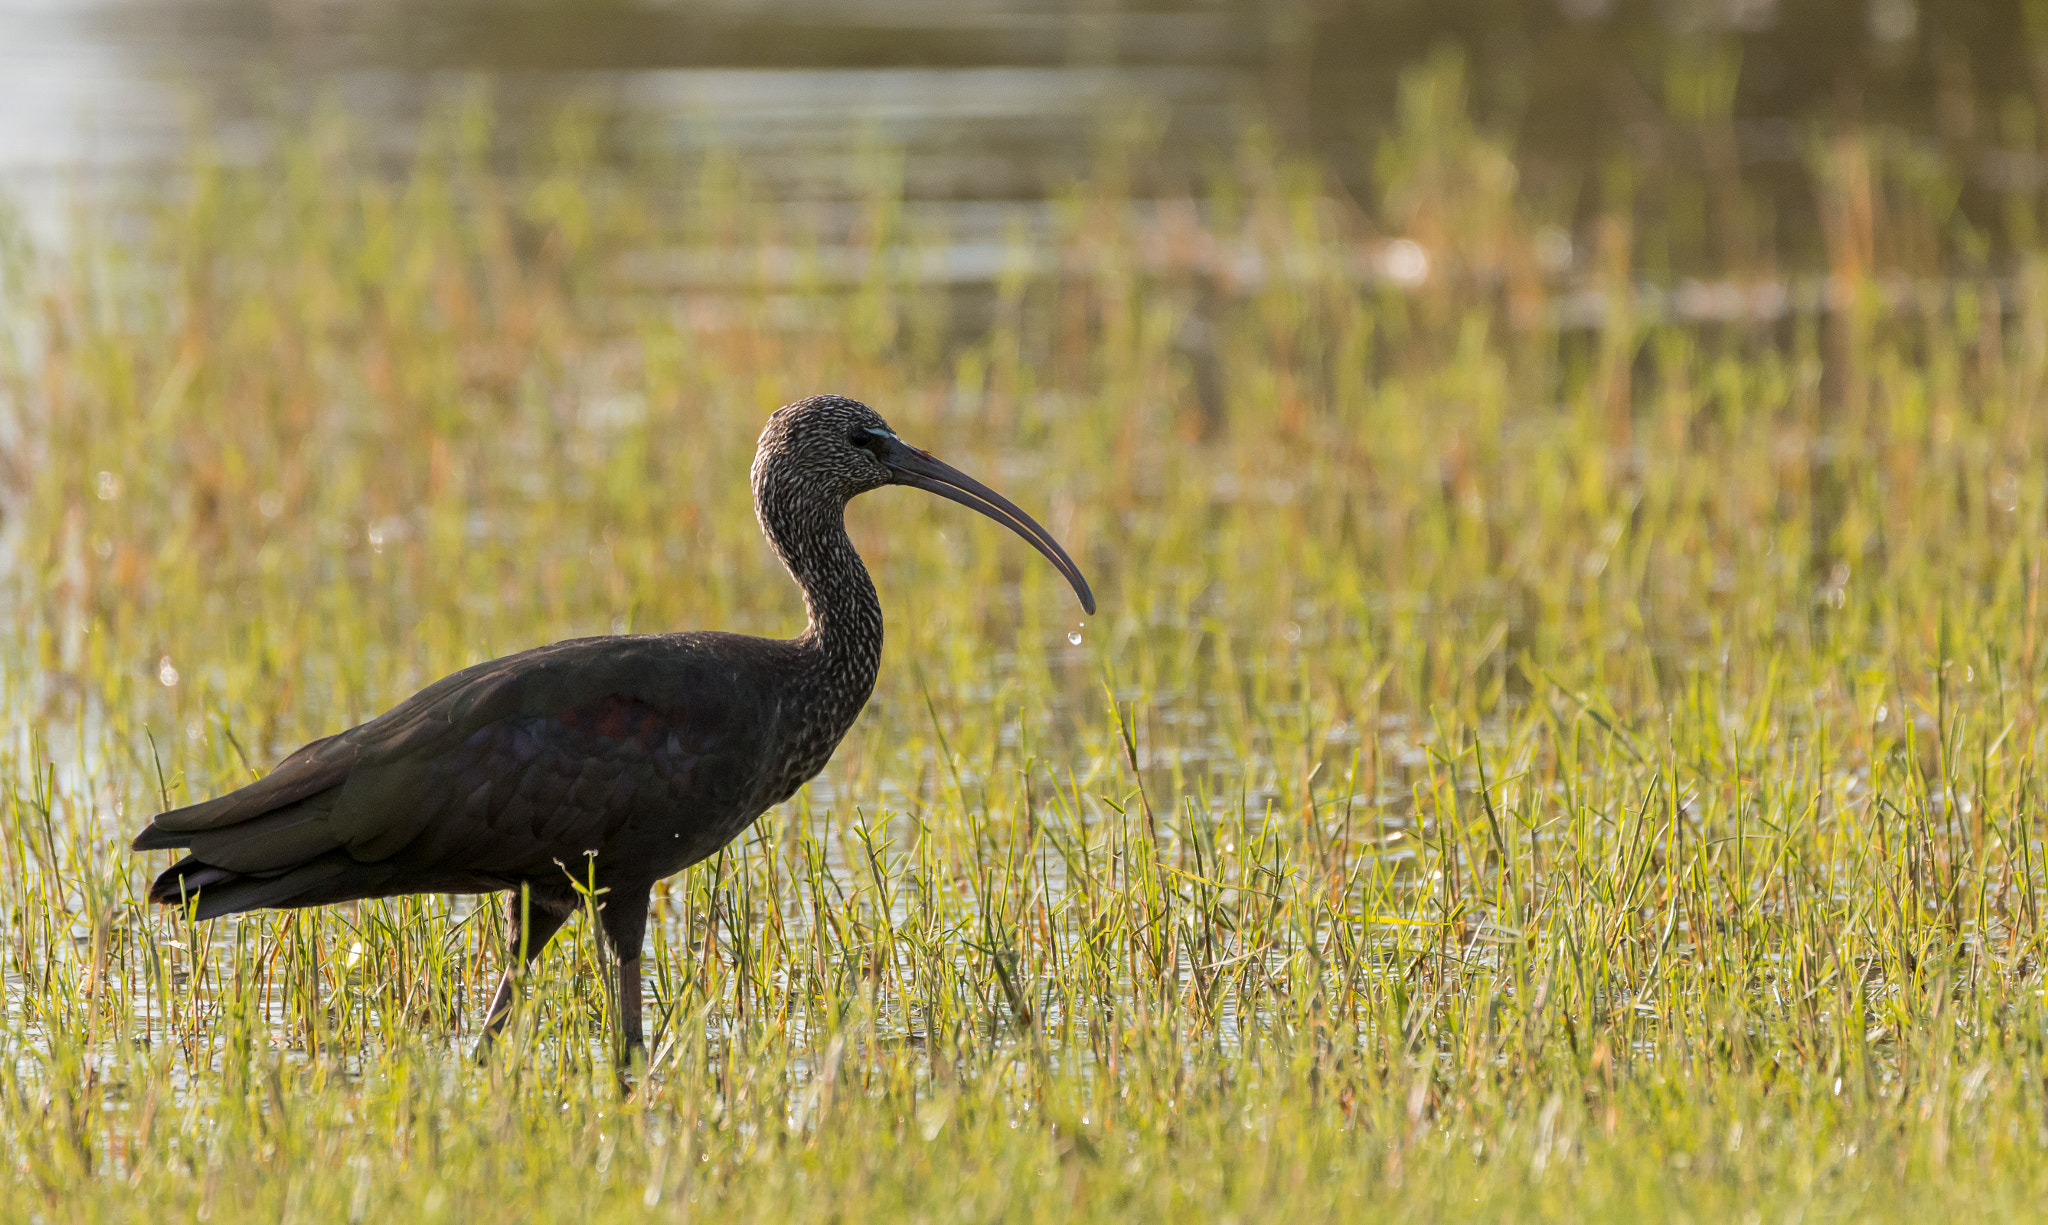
[133,633,787,897]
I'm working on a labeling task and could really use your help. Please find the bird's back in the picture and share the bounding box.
[135,632,812,918]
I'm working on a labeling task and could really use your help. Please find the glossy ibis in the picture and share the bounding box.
[132,394,1095,1059]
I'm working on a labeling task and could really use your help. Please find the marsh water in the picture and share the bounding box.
[3,0,2037,264]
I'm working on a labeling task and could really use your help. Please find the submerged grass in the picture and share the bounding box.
[7,57,2048,1221]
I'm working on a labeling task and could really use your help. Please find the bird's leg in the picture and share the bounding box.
[478,888,574,1054]
[598,885,654,1067]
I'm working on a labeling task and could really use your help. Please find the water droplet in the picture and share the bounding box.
[1068,631,1083,646]
[158,656,179,687]
[95,471,122,501]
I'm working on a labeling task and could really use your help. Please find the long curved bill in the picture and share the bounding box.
[881,437,1097,615]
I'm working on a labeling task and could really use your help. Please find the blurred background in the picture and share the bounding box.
[2,0,2039,266]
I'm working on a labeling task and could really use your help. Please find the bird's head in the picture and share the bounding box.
[755,394,1095,615]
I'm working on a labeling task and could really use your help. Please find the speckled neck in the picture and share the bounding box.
[753,467,884,748]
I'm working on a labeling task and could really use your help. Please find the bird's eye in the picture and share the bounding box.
[849,429,882,452]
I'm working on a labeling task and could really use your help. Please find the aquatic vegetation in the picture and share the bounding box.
[4,56,2048,1221]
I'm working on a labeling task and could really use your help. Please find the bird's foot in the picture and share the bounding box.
[613,1041,650,1097]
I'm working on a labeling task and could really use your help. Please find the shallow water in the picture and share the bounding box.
[5,0,2037,266]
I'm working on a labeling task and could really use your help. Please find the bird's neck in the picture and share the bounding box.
[760,493,884,717]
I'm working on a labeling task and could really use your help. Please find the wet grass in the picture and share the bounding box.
[6,57,2048,1221]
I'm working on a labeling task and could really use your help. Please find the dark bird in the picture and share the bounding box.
[132,394,1094,1059]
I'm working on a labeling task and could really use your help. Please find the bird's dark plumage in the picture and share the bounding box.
[131,394,1094,1058]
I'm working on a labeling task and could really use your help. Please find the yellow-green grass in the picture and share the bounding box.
[6,63,2048,1221]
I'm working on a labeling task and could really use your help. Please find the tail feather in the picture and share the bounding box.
[147,859,237,902]
[144,732,354,837]
[136,787,348,923]
[148,854,358,920]
[132,823,193,852]
[135,788,340,860]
